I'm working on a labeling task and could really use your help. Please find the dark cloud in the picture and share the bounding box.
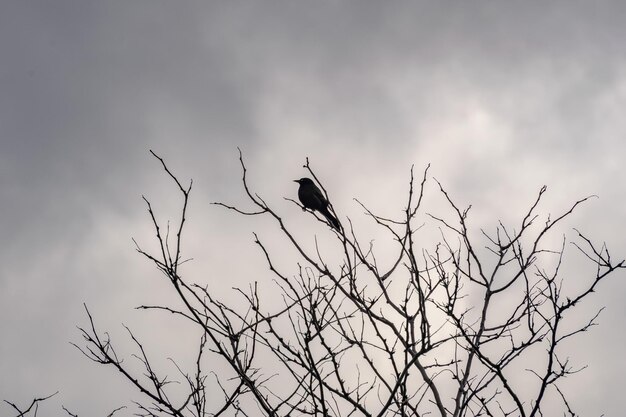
[1,1,625,415]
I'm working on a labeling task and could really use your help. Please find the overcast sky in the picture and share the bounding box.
[2,1,626,415]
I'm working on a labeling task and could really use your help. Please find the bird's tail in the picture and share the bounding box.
[320,206,341,230]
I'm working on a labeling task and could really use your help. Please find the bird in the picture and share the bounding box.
[294,177,340,230]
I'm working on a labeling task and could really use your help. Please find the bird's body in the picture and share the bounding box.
[294,178,340,230]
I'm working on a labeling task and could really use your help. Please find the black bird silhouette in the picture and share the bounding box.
[294,177,340,230]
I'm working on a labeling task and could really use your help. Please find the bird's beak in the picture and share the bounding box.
[293,179,299,183]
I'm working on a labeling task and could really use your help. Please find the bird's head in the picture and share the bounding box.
[294,177,315,185]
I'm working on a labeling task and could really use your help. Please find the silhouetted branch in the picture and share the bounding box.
[70,150,624,416]
[3,392,58,417]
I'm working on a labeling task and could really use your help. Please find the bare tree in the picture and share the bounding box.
[67,151,623,416]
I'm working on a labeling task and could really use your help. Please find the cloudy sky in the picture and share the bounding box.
[2,1,626,415]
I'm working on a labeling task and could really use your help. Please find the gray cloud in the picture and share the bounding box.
[2,1,625,415]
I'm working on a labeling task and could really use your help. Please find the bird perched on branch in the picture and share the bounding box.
[294,177,340,230]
